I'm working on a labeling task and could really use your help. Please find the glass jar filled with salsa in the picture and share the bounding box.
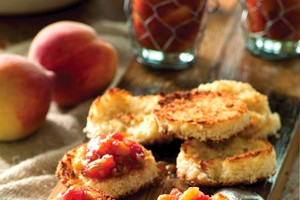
[125,0,208,69]
[241,0,300,59]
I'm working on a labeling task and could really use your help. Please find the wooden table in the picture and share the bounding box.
[0,0,299,199]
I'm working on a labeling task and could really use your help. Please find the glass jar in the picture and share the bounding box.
[241,0,300,60]
[124,0,208,70]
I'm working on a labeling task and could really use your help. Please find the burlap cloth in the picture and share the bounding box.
[0,20,299,200]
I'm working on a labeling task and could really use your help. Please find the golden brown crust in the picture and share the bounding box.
[154,90,251,141]
[198,80,281,138]
[84,88,172,145]
[56,140,158,198]
[157,91,247,125]
[176,137,277,186]
[56,147,81,187]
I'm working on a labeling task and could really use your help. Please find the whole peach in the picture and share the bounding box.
[0,54,54,141]
[28,21,118,106]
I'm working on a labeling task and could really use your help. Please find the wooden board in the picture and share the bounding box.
[47,92,300,200]
[48,1,300,199]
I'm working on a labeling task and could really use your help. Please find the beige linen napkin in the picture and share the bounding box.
[0,20,130,200]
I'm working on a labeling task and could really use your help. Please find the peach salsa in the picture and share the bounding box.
[158,187,229,200]
[75,132,145,180]
[54,185,115,200]
[56,131,158,198]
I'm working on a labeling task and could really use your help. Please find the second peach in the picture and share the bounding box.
[29,21,119,107]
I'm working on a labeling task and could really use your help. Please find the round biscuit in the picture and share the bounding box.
[198,80,281,137]
[84,88,172,145]
[154,90,251,141]
[56,140,158,199]
[176,137,277,186]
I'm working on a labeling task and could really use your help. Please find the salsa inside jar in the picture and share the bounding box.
[131,0,208,53]
[82,132,145,180]
[246,0,300,41]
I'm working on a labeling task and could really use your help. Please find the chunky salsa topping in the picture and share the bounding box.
[55,185,110,200]
[82,132,145,180]
[158,187,210,200]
